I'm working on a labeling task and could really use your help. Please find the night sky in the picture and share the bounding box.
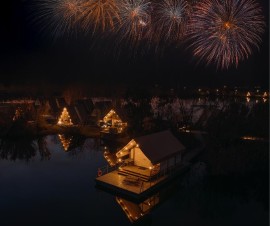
[0,0,269,88]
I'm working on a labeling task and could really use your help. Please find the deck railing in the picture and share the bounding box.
[97,164,118,177]
[140,162,184,193]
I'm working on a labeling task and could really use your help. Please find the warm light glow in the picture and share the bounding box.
[241,136,264,141]
[224,21,232,29]
[57,107,73,126]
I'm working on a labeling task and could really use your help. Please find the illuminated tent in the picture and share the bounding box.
[116,130,185,174]
[57,107,73,126]
[100,109,127,134]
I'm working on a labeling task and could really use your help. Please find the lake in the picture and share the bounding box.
[0,135,268,226]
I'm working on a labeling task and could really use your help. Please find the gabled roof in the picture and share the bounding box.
[134,130,185,164]
[76,99,94,114]
[94,101,112,114]
[74,103,89,124]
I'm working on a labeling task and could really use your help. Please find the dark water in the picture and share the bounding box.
[0,135,268,226]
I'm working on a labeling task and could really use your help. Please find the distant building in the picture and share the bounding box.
[99,109,128,134]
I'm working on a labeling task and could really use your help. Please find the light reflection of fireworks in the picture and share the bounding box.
[153,0,190,43]
[79,0,121,33]
[188,0,265,69]
[32,0,83,38]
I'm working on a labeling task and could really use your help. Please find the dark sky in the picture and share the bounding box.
[0,0,269,88]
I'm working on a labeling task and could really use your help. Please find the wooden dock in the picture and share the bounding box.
[95,162,191,202]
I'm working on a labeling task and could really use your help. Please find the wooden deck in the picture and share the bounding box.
[96,171,166,194]
[95,163,190,201]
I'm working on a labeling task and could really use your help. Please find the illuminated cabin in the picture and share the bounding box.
[116,130,185,181]
[57,107,73,126]
[100,109,128,134]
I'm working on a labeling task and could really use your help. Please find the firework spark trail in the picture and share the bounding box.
[188,0,265,69]
[153,0,190,43]
[32,0,83,38]
[79,0,121,33]
[116,0,152,44]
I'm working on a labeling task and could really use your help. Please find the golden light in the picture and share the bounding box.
[224,21,231,29]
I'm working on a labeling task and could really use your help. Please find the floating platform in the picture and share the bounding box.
[95,162,191,202]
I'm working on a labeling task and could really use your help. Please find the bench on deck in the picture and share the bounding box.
[122,175,141,186]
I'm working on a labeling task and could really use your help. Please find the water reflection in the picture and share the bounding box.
[114,178,182,224]
[58,134,73,151]
[0,134,101,161]
[0,136,51,161]
[58,134,100,155]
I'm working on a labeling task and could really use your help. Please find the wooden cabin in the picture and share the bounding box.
[100,109,128,134]
[115,130,185,181]
[91,101,113,125]
[57,107,73,126]
[57,102,93,126]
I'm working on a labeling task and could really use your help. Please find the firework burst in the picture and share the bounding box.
[79,0,121,33]
[153,0,190,43]
[117,0,152,44]
[188,0,265,69]
[32,0,83,38]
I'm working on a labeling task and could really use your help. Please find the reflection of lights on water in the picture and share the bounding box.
[246,97,250,102]
[241,136,264,141]
[263,98,267,103]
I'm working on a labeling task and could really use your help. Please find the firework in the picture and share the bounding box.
[79,0,121,33]
[188,0,265,69]
[32,0,83,38]
[116,0,152,44]
[153,0,190,43]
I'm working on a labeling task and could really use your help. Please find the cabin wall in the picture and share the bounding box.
[160,153,182,171]
[130,148,152,169]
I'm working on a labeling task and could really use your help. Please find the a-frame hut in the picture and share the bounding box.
[57,107,73,126]
[116,130,185,180]
[100,109,128,134]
